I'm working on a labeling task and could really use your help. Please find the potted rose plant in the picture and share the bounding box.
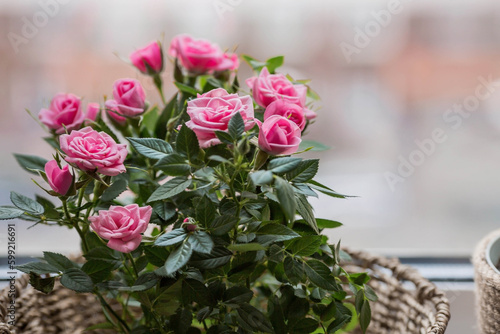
[0,34,376,333]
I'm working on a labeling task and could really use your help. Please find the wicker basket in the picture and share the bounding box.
[0,249,450,334]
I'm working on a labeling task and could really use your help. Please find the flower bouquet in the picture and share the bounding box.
[0,35,376,333]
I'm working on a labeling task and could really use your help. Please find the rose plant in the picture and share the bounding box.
[0,34,375,334]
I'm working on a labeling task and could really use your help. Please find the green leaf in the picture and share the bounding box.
[359,300,371,334]
[14,154,48,174]
[10,191,44,215]
[215,130,234,145]
[289,318,319,334]
[176,123,200,162]
[274,177,296,223]
[182,278,211,305]
[16,261,59,275]
[364,285,378,302]
[154,280,182,316]
[307,180,349,199]
[304,259,338,291]
[224,286,253,305]
[236,303,273,333]
[174,81,200,95]
[250,170,274,186]
[155,93,177,139]
[283,256,305,285]
[189,246,232,269]
[210,215,238,236]
[286,159,319,183]
[165,241,193,275]
[316,218,342,229]
[0,206,25,220]
[60,268,94,293]
[189,231,214,254]
[140,105,160,135]
[295,194,318,233]
[127,137,173,160]
[144,246,170,267]
[43,252,76,272]
[100,179,128,202]
[83,247,120,265]
[292,183,317,198]
[227,243,266,252]
[155,153,191,176]
[170,308,193,334]
[81,260,114,283]
[286,235,322,256]
[298,140,330,152]
[195,196,216,227]
[155,228,188,247]
[147,177,192,202]
[228,112,245,140]
[265,56,285,73]
[256,223,300,246]
[119,272,159,292]
[268,157,302,174]
[269,244,285,263]
[29,273,55,294]
[152,201,177,221]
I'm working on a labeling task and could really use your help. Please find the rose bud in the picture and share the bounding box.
[59,127,127,176]
[258,115,302,155]
[108,78,146,117]
[39,93,85,134]
[90,204,152,253]
[84,102,100,126]
[104,101,127,125]
[130,41,163,74]
[44,160,74,196]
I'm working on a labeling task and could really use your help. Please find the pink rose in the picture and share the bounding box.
[38,93,94,134]
[44,160,73,196]
[105,103,127,125]
[106,79,146,117]
[264,100,306,131]
[186,88,254,148]
[168,34,238,73]
[89,204,152,253]
[258,115,301,155]
[130,41,163,74]
[84,102,100,126]
[59,127,127,176]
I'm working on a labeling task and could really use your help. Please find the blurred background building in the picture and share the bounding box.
[1,0,500,258]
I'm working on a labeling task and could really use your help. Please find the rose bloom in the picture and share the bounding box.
[39,93,98,134]
[186,88,254,148]
[258,115,302,155]
[168,34,238,73]
[105,104,127,125]
[90,204,152,253]
[130,41,163,74]
[44,160,73,196]
[246,67,317,120]
[264,99,306,131]
[59,127,127,176]
[106,78,146,117]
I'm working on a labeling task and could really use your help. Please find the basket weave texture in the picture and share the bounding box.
[0,248,450,334]
[472,229,500,334]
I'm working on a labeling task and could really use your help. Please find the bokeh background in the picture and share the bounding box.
[1,0,500,257]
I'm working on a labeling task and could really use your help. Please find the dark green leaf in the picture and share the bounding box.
[286,159,319,183]
[215,131,234,145]
[286,235,322,256]
[228,112,245,140]
[289,318,319,334]
[189,231,214,254]
[295,194,318,233]
[292,183,317,198]
[120,273,159,292]
[316,219,343,229]
[13,154,48,174]
[155,154,191,176]
[147,177,192,202]
[155,93,177,139]
[170,308,193,334]
[268,157,302,174]
[140,105,160,135]
[236,303,273,333]
[210,214,238,236]
[256,223,300,246]
[227,243,266,252]
[176,124,200,162]
[60,268,94,293]
[10,192,44,215]
[43,252,77,271]
[144,246,170,267]
[183,278,211,305]
[29,273,55,294]
[364,285,378,302]
[274,177,296,223]
[359,300,371,334]
[127,137,173,160]
[100,179,128,202]
[223,286,253,305]
[250,170,274,186]
[189,246,232,269]
[81,260,114,283]
[304,259,338,291]
[154,280,182,316]
[269,244,285,263]
[165,241,193,275]
[16,261,59,275]
[195,196,216,227]
[155,228,187,247]
[307,180,349,199]
[284,256,305,285]
[174,82,200,95]
[152,201,177,221]
[0,206,25,220]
